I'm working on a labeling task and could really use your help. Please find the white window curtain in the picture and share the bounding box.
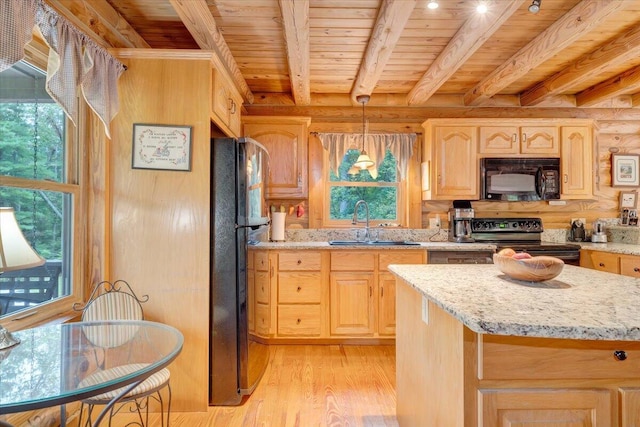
[1,0,126,138]
[318,133,416,180]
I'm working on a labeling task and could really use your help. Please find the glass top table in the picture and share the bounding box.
[0,320,183,419]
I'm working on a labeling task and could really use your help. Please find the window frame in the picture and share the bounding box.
[321,148,409,228]
[0,42,85,330]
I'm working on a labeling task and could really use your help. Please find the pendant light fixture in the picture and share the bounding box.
[353,95,374,170]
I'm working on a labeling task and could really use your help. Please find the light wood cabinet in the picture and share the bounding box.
[422,121,478,200]
[211,68,242,137]
[580,249,640,278]
[561,126,593,199]
[276,251,325,337]
[330,272,376,336]
[250,248,425,341]
[479,125,559,155]
[243,116,311,199]
[480,388,611,426]
[252,250,273,336]
[396,280,640,427]
[422,118,594,201]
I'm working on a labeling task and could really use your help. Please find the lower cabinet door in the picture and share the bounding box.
[378,272,396,335]
[480,388,612,426]
[329,272,375,336]
[620,387,640,427]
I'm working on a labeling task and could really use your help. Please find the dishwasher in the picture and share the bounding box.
[427,250,494,264]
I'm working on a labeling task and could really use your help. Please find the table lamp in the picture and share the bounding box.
[0,207,46,350]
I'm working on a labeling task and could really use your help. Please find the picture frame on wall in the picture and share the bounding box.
[132,123,192,171]
[611,153,640,187]
[620,191,638,209]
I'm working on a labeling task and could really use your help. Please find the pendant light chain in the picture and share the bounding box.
[31,75,40,248]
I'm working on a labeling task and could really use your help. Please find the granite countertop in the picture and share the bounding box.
[252,241,496,250]
[389,263,640,341]
[578,241,640,256]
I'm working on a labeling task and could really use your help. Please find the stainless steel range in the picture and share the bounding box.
[471,218,581,265]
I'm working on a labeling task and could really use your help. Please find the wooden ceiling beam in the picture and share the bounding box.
[406,0,524,106]
[45,0,149,49]
[168,0,254,103]
[279,0,311,105]
[576,65,640,107]
[350,0,417,101]
[521,18,640,106]
[464,0,625,106]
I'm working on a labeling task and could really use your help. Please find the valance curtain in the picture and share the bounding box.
[318,133,416,180]
[1,0,126,138]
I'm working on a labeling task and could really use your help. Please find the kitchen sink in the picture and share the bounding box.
[328,240,421,246]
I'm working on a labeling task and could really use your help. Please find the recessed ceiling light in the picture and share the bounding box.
[427,0,439,9]
[477,3,488,13]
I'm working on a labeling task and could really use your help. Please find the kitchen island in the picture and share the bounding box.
[389,264,640,427]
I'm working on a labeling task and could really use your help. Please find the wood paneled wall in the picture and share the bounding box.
[109,56,212,412]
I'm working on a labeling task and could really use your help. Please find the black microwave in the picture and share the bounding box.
[481,158,560,201]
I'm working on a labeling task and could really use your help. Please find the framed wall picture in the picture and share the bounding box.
[620,191,638,209]
[132,123,192,171]
[611,153,640,187]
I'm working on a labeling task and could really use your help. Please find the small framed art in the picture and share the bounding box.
[132,123,192,171]
[620,191,638,210]
[611,153,640,187]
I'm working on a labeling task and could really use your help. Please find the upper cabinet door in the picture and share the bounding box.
[520,126,559,155]
[560,126,593,199]
[433,126,479,199]
[243,117,311,199]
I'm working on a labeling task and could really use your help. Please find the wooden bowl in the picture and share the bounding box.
[493,253,564,282]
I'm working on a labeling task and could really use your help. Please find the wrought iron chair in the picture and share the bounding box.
[73,280,172,427]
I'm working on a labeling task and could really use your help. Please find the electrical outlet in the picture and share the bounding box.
[571,217,586,225]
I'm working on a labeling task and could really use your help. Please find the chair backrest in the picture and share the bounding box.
[82,292,143,322]
[74,280,148,348]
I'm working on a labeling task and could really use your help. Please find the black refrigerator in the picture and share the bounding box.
[210,137,270,405]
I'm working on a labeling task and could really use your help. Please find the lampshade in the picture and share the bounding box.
[0,207,45,273]
[0,207,45,350]
[354,152,375,169]
[347,165,360,175]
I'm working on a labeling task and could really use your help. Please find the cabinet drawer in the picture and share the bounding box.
[255,271,270,304]
[279,251,322,271]
[589,251,620,274]
[255,251,269,271]
[481,335,640,380]
[330,252,375,271]
[620,255,640,278]
[379,251,425,271]
[277,305,321,336]
[255,302,270,336]
[278,272,322,303]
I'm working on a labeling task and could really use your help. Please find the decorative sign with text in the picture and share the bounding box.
[132,124,192,171]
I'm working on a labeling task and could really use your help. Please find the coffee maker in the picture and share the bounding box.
[448,200,475,243]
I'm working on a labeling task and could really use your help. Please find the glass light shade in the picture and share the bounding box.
[353,152,374,169]
[0,207,45,272]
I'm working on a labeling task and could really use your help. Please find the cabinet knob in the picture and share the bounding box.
[599,263,605,267]
[614,350,627,361]
[522,133,527,143]
[296,318,301,324]
[297,286,302,292]
[511,133,517,143]
[229,98,236,114]
[563,174,568,183]
[634,267,640,272]
[297,259,302,265]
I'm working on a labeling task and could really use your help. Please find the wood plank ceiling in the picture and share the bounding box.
[48,0,640,113]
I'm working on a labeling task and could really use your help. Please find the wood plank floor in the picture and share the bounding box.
[115,344,398,427]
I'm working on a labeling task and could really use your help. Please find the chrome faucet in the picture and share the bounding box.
[352,200,370,241]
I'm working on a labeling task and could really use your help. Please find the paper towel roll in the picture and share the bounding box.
[271,212,286,241]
